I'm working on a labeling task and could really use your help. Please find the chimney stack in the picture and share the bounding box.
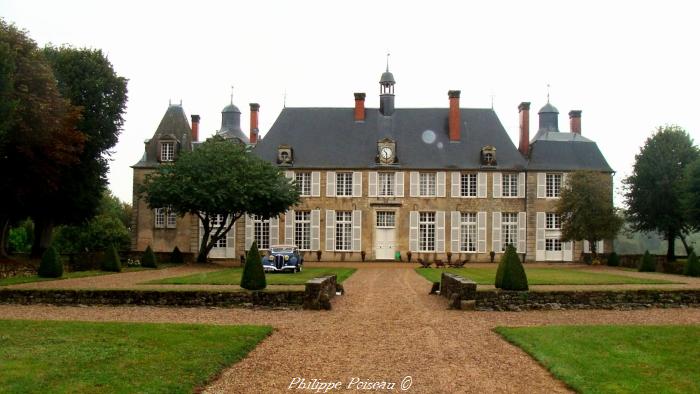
[448,90,461,142]
[249,103,260,144]
[569,110,582,134]
[518,102,531,155]
[191,115,200,142]
[354,93,366,122]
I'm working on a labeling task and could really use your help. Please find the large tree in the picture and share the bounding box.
[557,170,623,257]
[623,125,698,261]
[139,137,300,263]
[681,158,700,242]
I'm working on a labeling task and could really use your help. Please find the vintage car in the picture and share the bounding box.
[263,245,304,273]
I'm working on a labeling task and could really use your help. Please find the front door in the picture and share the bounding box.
[375,211,396,260]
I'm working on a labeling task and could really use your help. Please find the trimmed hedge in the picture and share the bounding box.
[685,252,700,277]
[240,241,266,290]
[101,244,122,272]
[638,250,656,272]
[496,245,528,291]
[38,246,63,278]
[141,245,157,268]
[607,252,620,267]
[171,246,184,264]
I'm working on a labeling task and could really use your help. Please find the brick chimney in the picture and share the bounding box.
[518,102,530,155]
[354,93,366,122]
[569,110,582,134]
[249,103,260,144]
[448,90,461,142]
[191,115,200,142]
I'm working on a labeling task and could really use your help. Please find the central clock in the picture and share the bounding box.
[380,147,393,161]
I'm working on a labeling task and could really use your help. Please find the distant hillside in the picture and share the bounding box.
[614,227,698,255]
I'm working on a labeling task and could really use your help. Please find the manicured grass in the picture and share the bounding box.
[415,267,679,285]
[0,319,271,394]
[148,267,357,285]
[495,325,700,394]
[0,267,151,286]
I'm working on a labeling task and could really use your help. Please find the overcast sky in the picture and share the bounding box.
[3,0,698,206]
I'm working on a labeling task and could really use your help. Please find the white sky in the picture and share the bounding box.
[3,0,699,206]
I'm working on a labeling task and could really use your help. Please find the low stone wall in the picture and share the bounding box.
[303,275,338,310]
[440,272,477,309]
[476,289,700,311]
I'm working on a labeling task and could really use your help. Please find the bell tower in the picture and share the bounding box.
[379,53,396,116]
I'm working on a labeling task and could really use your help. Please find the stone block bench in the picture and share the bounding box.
[303,275,338,310]
[440,272,477,310]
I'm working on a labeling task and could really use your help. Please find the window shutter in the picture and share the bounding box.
[325,210,335,251]
[311,210,321,251]
[536,212,545,261]
[451,172,460,197]
[537,172,546,198]
[477,211,487,253]
[311,172,321,197]
[437,172,446,197]
[584,240,590,253]
[284,170,294,179]
[562,172,569,188]
[409,172,419,197]
[409,211,418,252]
[517,212,526,253]
[245,214,254,250]
[269,216,279,247]
[285,210,295,245]
[597,240,605,254]
[368,172,378,197]
[395,172,404,197]
[352,210,362,252]
[326,171,336,197]
[563,241,573,261]
[436,211,445,252]
[353,171,362,197]
[477,172,487,198]
[226,221,236,256]
[451,211,460,253]
[518,172,525,198]
[493,172,502,198]
[492,212,502,253]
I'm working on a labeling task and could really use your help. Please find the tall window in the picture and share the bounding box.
[460,212,477,252]
[378,172,394,196]
[155,207,176,229]
[336,172,353,196]
[546,213,561,229]
[154,208,165,228]
[160,142,175,162]
[253,215,270,250]
[419,212,436,252]
[295,172,311,196]
[502,173,518,197]
[502,212,518,250]
[294,211,311,250]
[460,173,477,197]
[419,173,436,196]
[335,211,352,251]
[546,173,562,197]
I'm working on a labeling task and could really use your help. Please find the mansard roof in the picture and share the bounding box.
[527,136,613,172]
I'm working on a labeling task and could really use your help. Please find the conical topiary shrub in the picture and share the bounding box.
[38,246,63,278]
[240,241,266,290]
[607,252,620,267]
[496,245,529,291]
[141,245,157,268]
[101,244,122,272]
[684,251,700,277]
[638,250,655,272]
[171,246,184,264]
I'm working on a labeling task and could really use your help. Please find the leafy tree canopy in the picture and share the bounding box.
[682,158,700,233]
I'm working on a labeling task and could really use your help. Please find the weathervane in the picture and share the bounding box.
[546,83,551,103]
[490,90,495,109]
[284,89,287,108]
[386,51,390,71]
[230,85,234,104]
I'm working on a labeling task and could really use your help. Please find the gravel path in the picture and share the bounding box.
[2,265,700,393]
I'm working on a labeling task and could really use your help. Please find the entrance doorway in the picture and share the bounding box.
[375,211,396,260]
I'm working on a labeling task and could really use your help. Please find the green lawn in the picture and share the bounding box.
[147,267,356,285]
[0,319,271,394]
[0,267,152,286]
[415,267,678,285]
[495,325,700,393]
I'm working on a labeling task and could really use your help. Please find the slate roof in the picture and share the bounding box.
[528,132,613,172]
[133,104,193,168]
[252,107,528,170]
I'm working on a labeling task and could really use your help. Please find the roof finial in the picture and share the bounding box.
[230,85,234,104]
[179,99,182,106]
[490,89,495,110]
[283,89,287,108]
[168,98,171,106]
[546,83,551,103]
[386,51,390,72]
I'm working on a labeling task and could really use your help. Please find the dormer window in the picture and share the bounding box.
[160,141,175,162]
[277,145,293,165]
[480,146,497,166]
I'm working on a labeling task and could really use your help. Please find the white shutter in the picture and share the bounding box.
[326,171,336,197]
[353,171,362,197]
[436,211,445,252]
[493,172,502,198]
[409,211,419,252]
[410,172,419,197]
[395,172,404,197]
[536,212,545,261]
[437,172,446,197]
[368,172,378,197]
[518,172,525,198]
[537,172,546,198]
[517,212,526,254]
[477,172,487,198]
[477,212,487,253]
[451,172,460,197]
[311,209,320,251]
[492,212,502,253]
[285,210,295,245]
[450,211,460,253]
[563,241,573,261]
[269,216,279,247]
[325,210,335,251]
[584,240,590,253]
[245,214,254,250]
[226,220,236,257]
[598,240,605,253]
[311,172,321,197]
[284,170,294,179]
[562,172,569,188]
[352,210,362,252]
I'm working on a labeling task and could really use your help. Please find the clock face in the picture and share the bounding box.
[380,147,393,160]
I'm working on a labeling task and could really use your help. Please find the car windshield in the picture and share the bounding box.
[271,247,294,254]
